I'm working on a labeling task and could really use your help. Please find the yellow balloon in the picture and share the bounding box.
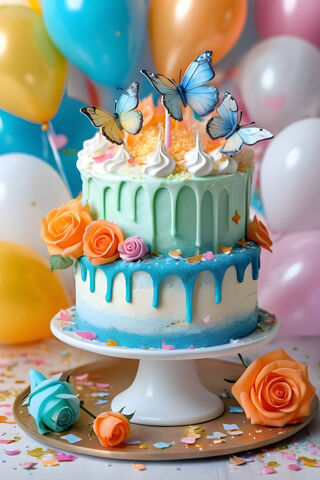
[0,5,67,124]
[0,242,69,344]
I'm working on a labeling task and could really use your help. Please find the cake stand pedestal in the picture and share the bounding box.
[51,308,279,426]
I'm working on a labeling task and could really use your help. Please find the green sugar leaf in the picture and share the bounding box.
[50,255,73,272]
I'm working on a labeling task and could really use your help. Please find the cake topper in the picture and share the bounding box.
[206,92,273,155]
[141,50,218,121]
[81,82,143,145]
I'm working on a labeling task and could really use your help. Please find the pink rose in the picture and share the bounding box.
[118,237,148,262]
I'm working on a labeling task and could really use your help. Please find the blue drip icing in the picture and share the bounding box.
[77,242,260,323]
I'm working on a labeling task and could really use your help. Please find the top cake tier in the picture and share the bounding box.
[77,102,254,256]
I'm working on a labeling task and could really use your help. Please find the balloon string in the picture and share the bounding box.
[164,110,172,152]
[47,122,72,196]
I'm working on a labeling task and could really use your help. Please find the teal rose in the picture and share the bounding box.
[22,369,80,434]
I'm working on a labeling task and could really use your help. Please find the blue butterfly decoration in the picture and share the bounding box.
[80,82,143,145]
[141,50,219,121]
[206,92,273,155]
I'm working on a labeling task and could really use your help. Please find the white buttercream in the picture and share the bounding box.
[209,147,238,175]
[185,134,214,176]
[143,143,175,177]
[77,131,111,170]
[92,144,130,175]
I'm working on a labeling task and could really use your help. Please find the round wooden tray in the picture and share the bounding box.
[13,358,319,461]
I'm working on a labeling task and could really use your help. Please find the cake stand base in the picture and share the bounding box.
[50,308,279,426]
[111,359,224,425]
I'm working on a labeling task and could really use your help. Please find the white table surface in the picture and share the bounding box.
[1,333,319,479]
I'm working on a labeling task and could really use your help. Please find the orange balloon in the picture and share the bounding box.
[149,0,247,80]
[0,242,69,344]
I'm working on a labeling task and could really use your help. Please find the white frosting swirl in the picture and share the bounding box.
[92,144,130,175]
[185,134,214,176]
[209,147,238,175]
[77,131,111,170]
[143,143,175,177]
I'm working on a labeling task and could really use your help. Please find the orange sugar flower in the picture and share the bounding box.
[232,349,316,427]
[40,199,93,259]
[83,220,125,265]
[93,411,130,448]
[247,215,273,252]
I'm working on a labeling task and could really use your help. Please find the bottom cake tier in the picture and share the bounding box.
[74,243,260,349]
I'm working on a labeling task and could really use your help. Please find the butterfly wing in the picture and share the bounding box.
[116,82,139,116]
[238,127,274,146]
[181,50,215,90]
[141,70,182,121]
[101,121,123,145]
[220,132,243,155]
[217,92,238,126]
[119,109,143,135]
[80,106,114,127]
[206,115,234,140]
[185,85,219,116]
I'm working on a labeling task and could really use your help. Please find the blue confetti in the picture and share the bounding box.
[153,442,173,449]
[91,392,110,397]
[60,434,82,444]
[94,399,109,405]
[228,405,244,413]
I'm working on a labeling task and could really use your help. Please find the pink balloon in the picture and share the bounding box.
[259,231,320,336]
[255,0,320,48]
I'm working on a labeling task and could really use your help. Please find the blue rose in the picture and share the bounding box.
[22,369,80,434]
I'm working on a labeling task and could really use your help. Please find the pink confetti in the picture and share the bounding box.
[0,361,15,367]
[287,464,301,471]
[162,341,174,350]
[56,452,77,462]
[59,309,71,322]
[202,251,217,261]
[281,452,296,460]
[93,147,116,163]
[25,358,47,365]
[0,404,11,408]
[74,373,89,382]
[23,462,37,470]
[180,435,201,444]
[96,383,111,389]
[263,466,276,474]
[76,331,96,340]
[203,315,211,324]
[0,440,14,444]
[189,345,195,349]
[5,450,21,456]
[308,445,320,455]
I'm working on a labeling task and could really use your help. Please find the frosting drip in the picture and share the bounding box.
[76,243,260,324]
[209,147,238,175]
[185,134,214,176]
[143,143,175,177]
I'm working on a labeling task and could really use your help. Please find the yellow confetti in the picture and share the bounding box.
[187,254,202,263]
[106,340,118,346]
[27,448,57,459]
[184,425,206,438]
[268,461,280,467]
[298,456,319,467]
[139,443,148,449]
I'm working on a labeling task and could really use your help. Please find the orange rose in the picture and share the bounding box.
[83,220,125,265]
[93,411,130,447]
[232,349,315,427]
[40,199,92,259]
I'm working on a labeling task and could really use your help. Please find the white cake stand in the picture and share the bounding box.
[51,308,279,426]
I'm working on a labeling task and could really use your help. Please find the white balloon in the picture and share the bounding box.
[261,118,320,233]
[239,36,320,134]
[0,153,74,301]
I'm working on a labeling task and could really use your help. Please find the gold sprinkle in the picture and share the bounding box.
[187,254,202,263]
[232,210,241,225]
[106,340,118,346]
[219,246,232,255]
[139,443,148,449]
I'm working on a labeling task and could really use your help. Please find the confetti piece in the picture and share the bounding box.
[60,434,82,444]
[298,456,319,467]
[0,415,8,422]
[22,462,37,470]
[106,339,118,346]
[213,439,226,444]
[268,461,280,467]
[169,249,182,259]
[153,442,173,449]
[152,250,159,257]
[226,430,243,436]
[287,464,301,471]
[95,399,109,405]
[237,238,247,247]
[202,251,217,261]
[74,373,89,382]
[207,432,227,439]
[139,444,148,449]
[230,455,247,466]
[223,423,239,431]
[162,342,174,350]
[228,405,244,413]
[255,429,263,433]
[185,425,206,437]
[308,445,320,455]
[59,309,71,322]
[27,448,56,459]
[232,210,241,224]
[203,315,211,324]
[76,331,96,340]
[180,436,200,445]
[5,450,21,456]
[56,452,77,462]
[187,254,202,263]
[219,246,232,254]
[125,440,141,445]
[91,392,110,397]
[263,466,276,474]
[133,463,146,471]
[0,439,14,444]
[41,458,59,467]
[96,383,111,389]
[281,452,296,460]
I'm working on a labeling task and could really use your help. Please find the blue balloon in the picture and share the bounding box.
[42,0,147,88]
[0,96,95,197]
